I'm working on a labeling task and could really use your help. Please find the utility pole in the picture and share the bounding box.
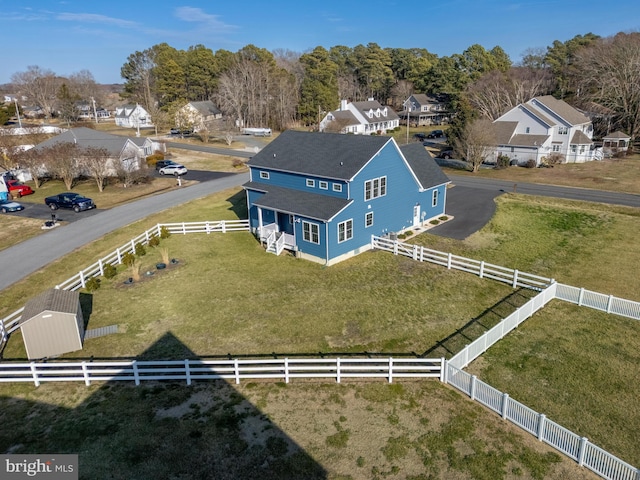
[91,96,98,124]
[406,101,411,144]
[13,98,22,129]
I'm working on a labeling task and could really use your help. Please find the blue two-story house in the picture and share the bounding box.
[243,130,450,265]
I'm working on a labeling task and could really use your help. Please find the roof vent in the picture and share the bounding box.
[340,161,343,166]
[273,153,276,158]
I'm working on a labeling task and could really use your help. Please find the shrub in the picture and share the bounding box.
[496,154,510,169]
[232,158,244,168]
[85,277,101,292]
[438,216,448,221]
[148,234,160,248]
[122,251,136,267]
[546,153,565,165]
[145,153,165,167]
[160,226,171,239]
[103,263,117,279]
[525,159,537,168]
[135,242,146,257]
[429,219,440,225]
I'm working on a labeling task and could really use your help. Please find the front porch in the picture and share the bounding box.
[257,223,296,256]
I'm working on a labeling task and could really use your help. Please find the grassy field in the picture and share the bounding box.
[0,186,637,478]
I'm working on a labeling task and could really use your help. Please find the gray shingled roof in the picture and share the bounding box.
[32,127,132,156]
[570,130,592,145]
[398,143,450,189]
[189,100,221,116]
[330,110,359,126]
[604,131,630,139]
[21,289,80,325]
[531,96,590,126]
[350,101,400,121]
[493,121,518,144]
[244,181,352,221]
[248,130,392,181]
[520,104,557,127]
[508,134,550,147]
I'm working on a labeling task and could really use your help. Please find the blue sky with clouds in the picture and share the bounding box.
[2,0,639,84]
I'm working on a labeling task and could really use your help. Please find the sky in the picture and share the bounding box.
[2,0,639,85]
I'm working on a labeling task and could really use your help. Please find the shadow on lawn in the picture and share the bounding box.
[0,332,327,480]
[420,288,537,359]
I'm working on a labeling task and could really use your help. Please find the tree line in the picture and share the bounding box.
[4,32,640,143]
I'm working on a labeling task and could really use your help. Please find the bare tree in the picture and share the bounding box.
[573,32,640,142]
[11,66,60,119]
[80,146,111,192]
[390,80,414,109]
[47,142,81,189]
[15,148,46,188]
[454,118,496,172]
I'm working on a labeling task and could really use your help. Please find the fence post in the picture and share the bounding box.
[116,248,122,264]
[234,359,240,384]
[578,288,585,306]
[30,362,40,387]
[479,261,484,278]
[578,437,588,466]
[132,361,140,386]
[606,295,614,314]
[537,414,546,441]
[420,246,424,263]
[393,240,398,255]
[336,358,341,384]
[184,359,191,386]
[156,224,162,236]
[447,253,452,269]
[512,269,519,288]
[388,357,393,383]
[144,230,150,243]
[412,245,418,261]
[470,375,477,400]
[439,358,446,383]
[182,223,187,235]
[98,258,104,277]
[501,393,509,419]
[206,221,211,234]
[284,358,289,384]
[81,361,91,386]
[79,270,86,289]
[222,221,227,234]
[130,239,135,252]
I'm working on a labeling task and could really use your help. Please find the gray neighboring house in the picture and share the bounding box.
[20,289,84,359]
[401,94,452,126]
[32,127,165,174]
[175,100,223,132]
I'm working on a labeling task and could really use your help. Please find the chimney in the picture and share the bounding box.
[340,99,347,111]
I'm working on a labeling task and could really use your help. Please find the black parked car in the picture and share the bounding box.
[413,133,427,141]
[427,129,445,139]
[155,160,178,171]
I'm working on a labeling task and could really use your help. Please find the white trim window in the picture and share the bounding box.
[260,171,270,179]
[364,176,387,201]
[306,179,315,188]
[333,183,342,192]
[319,181,328,190]
[365,211,373,228]
[552,144,561,152]
[337,219,353,243]
[558,126,568,135]
[432,189,439,207]
[302,221,319,244]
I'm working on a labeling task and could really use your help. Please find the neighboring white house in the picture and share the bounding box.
[31,127,164,174]
[115,104,153,129]
[401,94,452,126]
[175,101,222,132]
[491,96,599,166]
[320,99,400,135]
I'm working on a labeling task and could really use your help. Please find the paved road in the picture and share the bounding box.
[0,172,249,292]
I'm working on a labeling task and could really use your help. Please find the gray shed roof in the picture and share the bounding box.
[603,131,630,139]
[244,181,352,221]
[21,289,80,326]
[398,143,450,189]
[248,130,392,181]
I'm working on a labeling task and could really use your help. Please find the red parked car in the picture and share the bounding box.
[6,180,34,197]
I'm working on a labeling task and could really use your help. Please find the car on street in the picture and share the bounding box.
[6,179,34,197]
[170,128,180,135]
[158,164,188,176]
[44,192,96,212]
[437,148,454,159]
[427,129,445,139]
[0,200,24,213]
[413,133,427,141]
[155,160,178,171]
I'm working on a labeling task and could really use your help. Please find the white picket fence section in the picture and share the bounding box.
[444,362,640,480]
[448,283,557,369]
[0,357,443,387]
[371,235,553,290]
[555,284,640,321]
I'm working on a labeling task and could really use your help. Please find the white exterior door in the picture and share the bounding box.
[413,205,420,227]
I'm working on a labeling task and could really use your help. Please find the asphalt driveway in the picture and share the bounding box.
[429,185,502,240]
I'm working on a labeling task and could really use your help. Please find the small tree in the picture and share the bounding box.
[47,142,81,189]
[81,146,111,192]
[135,242,146,257]
[454,118,497,173]
[122,251,136,267]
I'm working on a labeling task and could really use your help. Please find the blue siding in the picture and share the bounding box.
[293,216,327,259]
[250,167,347,199]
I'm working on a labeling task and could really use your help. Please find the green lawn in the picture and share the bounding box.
[1,187,636,479]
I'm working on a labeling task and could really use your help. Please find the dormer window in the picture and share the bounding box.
[558,126,568,135]
[367,109,373,118]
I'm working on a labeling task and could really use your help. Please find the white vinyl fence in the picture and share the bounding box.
[0,357,443,387]
[445,362,640,480]
[555,284,640,321]
[371,236,553,290]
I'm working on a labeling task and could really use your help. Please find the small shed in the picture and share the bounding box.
[20,289,85,359]
[602,131,631,155]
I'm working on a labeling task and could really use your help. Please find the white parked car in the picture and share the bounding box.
[158,164,188,176]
